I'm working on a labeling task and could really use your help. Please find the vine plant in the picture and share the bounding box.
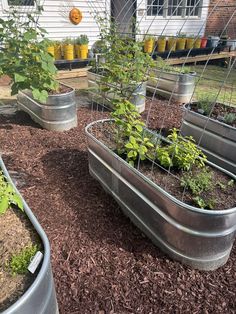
[0,8,58,103]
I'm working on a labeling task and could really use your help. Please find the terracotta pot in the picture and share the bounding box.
[144,38,155,53]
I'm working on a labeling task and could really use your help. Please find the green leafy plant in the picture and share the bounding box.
[177,32,187,38]
[154,57,192,74]
[0,9,58,103]
[156,128,207,170]
[78,34,89,45]
[93,18,155,102]
[0,172,23,214]
[223,113,236,125]
[181,167,213,195]
[63,37,74,45]
[111,100,154,166]
[9,245,39,275]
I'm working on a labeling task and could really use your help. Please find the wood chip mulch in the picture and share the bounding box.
[0,99,235,314]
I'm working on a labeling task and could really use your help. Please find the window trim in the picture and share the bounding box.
[2,0,37,12]
[146,0,203,19]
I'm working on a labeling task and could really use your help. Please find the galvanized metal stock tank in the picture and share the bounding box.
[17,84,77,131]
[0,157,58,314]
[147,70,196,103]
[181,103,236,174]
[86,119,236,271]
[87,70,146,113]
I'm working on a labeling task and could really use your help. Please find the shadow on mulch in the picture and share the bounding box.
[0,111,41,128]
[41,148,167,259]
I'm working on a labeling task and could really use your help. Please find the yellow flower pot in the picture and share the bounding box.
[194,38,201,49]
[157,38,166,53]
[54,44,62,60]
[63,44,74,60]
[79,44,88,59]
[47,46,55,58]
[144,39,154,53]
[167,38,177,52]
[186,38,194,49]
[75,44,81,58]
[176,38,186,50]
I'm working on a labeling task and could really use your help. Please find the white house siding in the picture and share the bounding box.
[136,0,210,38]
[0,0,110,47]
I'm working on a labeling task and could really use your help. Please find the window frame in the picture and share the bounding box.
[2,0,37,12]
[146,0,203,19]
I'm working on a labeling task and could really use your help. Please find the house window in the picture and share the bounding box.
[186,0,201,16]
[147,0,164,16]
[8,0,34,5]
[2,0,35,9]
[147,0,202,17]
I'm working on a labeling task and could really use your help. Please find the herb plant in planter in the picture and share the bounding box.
[86,99,236,271]
[0,10,77,131]
[88,20,155,112]
[0,158,58,313]
[147,57,196,103]
[181,94,236,174]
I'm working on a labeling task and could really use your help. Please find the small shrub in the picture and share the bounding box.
[223,113,236,125]
[180,168,213,195]
[9,245,39,275]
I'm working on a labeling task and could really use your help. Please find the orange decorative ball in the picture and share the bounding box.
[69,8,82,25]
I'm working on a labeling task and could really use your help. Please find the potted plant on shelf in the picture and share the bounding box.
[186,34,195,49]
[144,35,155,53]
[181,94,236,174]
[63,37,74,60]
[147,57,196,103]
[87,20,155,113]
[85,98,236,271]
[167,36,177,52]
[157,35,166,53]
[0,10,77,131]
[78,34,89,60]
[176,32,187,50]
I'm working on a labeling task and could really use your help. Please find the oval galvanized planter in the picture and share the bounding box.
[0,157,59,314]
[86,119,236,271]
[147,70,196,103]
[17,84,77,131]
[87,70,146,113]
[181,103,236,174]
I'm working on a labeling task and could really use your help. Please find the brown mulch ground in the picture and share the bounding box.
[0,99,235,314]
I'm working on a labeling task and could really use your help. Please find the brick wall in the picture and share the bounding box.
[205,1,236,39]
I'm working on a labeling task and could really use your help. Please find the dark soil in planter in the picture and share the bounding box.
[0,207,41,312]
[48,84,72,95]
[90,120,236,210]
[0,100,236,313]
[190,103,236,128]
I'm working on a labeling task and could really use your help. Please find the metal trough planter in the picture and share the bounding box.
[86,119,236,271]
[0,157,58,314]
[87,70,146,113]
[147,69,196,103]
[181,103,236,174]
[17,84,77,131]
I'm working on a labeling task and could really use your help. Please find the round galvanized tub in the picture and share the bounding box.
[147,70,196,103]
[86,119,236,271]
[87,70,146,113]
[17,84,77,131]
[181,103,236,174]
[0,157,58,314]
